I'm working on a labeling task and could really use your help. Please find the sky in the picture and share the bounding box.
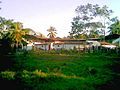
[0,0,120,37]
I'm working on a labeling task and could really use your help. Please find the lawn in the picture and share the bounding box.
[0,50,120,90]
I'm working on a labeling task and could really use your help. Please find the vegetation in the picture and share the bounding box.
[0,2,120,90]
[0,50,120,90]
[0,17,30,53]
[47,26,57,38]
[108,20,120,35]
[8,22,26,48]
[69,3,113,39]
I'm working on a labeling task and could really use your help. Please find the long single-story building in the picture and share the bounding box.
[34,39,86,50]
[31,38,101,51]
[23,34,101,51]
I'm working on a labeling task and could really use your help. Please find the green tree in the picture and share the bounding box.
[0,17,30,53]
[69,3,113,39]
[8,22,26,49]
[0,17,14,53]
[94,5,113,38]
[70,18,86,39]
[86,22,102,38]
[108,21,120,35]
[47,26,57,38]
[0,17,13,39]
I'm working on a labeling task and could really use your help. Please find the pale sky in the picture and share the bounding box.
[0,0,120,37]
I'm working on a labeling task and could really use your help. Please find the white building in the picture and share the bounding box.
[33,38,87,51]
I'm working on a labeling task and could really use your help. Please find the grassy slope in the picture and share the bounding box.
[0,51,120,90]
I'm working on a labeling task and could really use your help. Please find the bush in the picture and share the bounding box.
[33,69,48,77]
[0,71,15,80]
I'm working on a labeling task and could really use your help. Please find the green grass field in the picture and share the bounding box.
[0,50,120,90]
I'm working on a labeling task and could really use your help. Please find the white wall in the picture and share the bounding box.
[53,44,64,50]
[34,43,85,51]
[23,43,34,50]
[35,44,49,50]
[53,44,85,50]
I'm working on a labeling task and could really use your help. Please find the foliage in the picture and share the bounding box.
[33,69,48,77]
[47,26,57,38]
[108,21,120,35]
[69,3,113,39]
[0,17,30,53]
[0,71,15,80]
[8,22,26,48]
[0,17,13,39]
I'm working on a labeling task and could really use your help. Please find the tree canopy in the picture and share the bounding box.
[47,26,57,38]
[108,21,120,35]
[0,17,30,53]
[69,3,113,39]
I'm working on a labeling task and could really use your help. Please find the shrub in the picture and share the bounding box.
[32,69,48,77]
[0,71,15,80]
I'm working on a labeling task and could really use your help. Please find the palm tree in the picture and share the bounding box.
[8,22,25,49]
[0,18,28,52]
[47,26,57,38]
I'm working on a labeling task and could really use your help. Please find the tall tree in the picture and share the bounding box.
[69,3,113,39]
[0,17,30,52]
[94,5,113,37]
[47,26,57,38]
[8,22,25,49]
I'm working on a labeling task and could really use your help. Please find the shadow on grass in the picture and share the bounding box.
[97,57,120,90]
[0,53,16,71]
